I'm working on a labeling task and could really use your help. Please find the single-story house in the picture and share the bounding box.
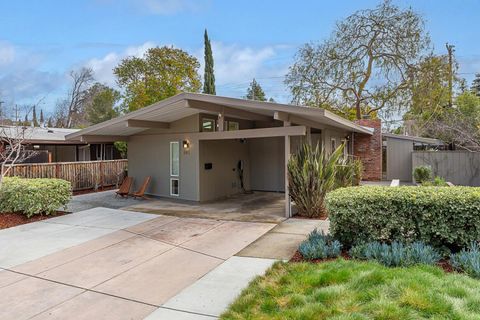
[67,93,385,217]
[382,132,443,181]
[0,125,122,163]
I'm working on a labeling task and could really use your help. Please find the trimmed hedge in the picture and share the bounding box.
[325,186,480,251]
[0,177,72,217]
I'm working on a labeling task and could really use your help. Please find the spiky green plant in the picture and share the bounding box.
[288,143,344,218]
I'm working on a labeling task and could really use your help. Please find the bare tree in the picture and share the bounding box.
[286,0,430,119]
[0,109,40,188]
[62,68,94,128]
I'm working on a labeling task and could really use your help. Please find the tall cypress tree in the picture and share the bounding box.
[203,29,216,95]
[471,73,480,97]
[40,109,44,126]
[32,106,38,126]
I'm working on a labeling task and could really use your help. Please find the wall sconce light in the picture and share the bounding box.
[183,140,190,150]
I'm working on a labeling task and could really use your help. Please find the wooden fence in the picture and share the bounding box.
[4,159,128,191]
[412,151,480,186]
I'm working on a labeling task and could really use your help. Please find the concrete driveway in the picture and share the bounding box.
[0,208,276,319]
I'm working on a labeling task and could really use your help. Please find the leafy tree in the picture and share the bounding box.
[85,83,120,125]
[471,73,480,97]
[114,46,201,112]
[426,91,480,151]
[286,0,430,119]
[32,105,39,127]
[245,79,267,101]
[203,29,216,95]
[47,117,53,127]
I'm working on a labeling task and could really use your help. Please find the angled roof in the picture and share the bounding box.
[66,93,373,140]
[0,125,83,144]
[383,132,443,145]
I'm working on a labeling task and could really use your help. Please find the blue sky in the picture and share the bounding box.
[0,0,479,116]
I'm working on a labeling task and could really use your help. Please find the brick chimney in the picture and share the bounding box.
[353,119,382,181]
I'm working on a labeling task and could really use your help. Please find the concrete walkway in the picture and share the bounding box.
[67,190,141,212]
[0,208,276,319]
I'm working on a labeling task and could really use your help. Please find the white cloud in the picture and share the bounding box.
[138,0,207,15]
[85,41,156,86]
[197,42,293,101]
[0,41,15,66]
[86,41,293,102]
[0,41,64,108]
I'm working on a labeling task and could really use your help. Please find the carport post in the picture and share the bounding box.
[284,123,292,218]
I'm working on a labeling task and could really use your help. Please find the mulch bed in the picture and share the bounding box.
[73,185,117,196]
[0,211,67,230]
[290,250,455,273]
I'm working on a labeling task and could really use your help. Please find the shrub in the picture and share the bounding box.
[352,159,363,186]
[298,229,342,260]
[413,165,432,184]
[325,186,480,251]
[334,158,363,188]
[288,143,344,218]
[451,242,480,278]
[0,177,72,217]
[349,241,441,267]
[422,176,448,186]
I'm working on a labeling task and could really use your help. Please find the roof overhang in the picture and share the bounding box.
[383,132,443,145]
[66,93,373,142]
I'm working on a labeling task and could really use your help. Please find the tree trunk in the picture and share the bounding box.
[355,100,362,120]
[0,163,4,190]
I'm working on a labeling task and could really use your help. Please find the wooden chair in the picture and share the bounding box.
[115,177,133,198]
[133,176,151,200]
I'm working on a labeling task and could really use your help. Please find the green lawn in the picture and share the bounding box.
[221,259,480,320]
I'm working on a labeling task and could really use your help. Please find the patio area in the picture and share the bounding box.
[122,191,286,224]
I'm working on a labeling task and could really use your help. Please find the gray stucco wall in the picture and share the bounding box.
[386,137,414,181]
[198,139,250,201]
[128,115,200,201]
[248,137,285,192]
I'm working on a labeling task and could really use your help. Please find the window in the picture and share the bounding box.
[202,118,215,132]
[227,121,239,131]
[170,178,179,196]
[331,138,336,152]
[170,141,179,176]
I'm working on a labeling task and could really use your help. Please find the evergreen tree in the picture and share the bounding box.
[40,109,44,126]
[32,106,39,127]
[47,117,53,127]
[23,114,30,126]
[245,78,267,101]
[202,29,216,95]
[471,73,480,96]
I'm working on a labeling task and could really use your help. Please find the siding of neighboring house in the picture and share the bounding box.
[386,137,414,181]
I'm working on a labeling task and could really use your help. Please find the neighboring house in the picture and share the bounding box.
[382,132,444,181]
[67,93,380,217]
[0,125,122,163]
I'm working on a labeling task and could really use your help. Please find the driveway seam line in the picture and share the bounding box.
[1,268,161,308]
[25,289,88,320]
